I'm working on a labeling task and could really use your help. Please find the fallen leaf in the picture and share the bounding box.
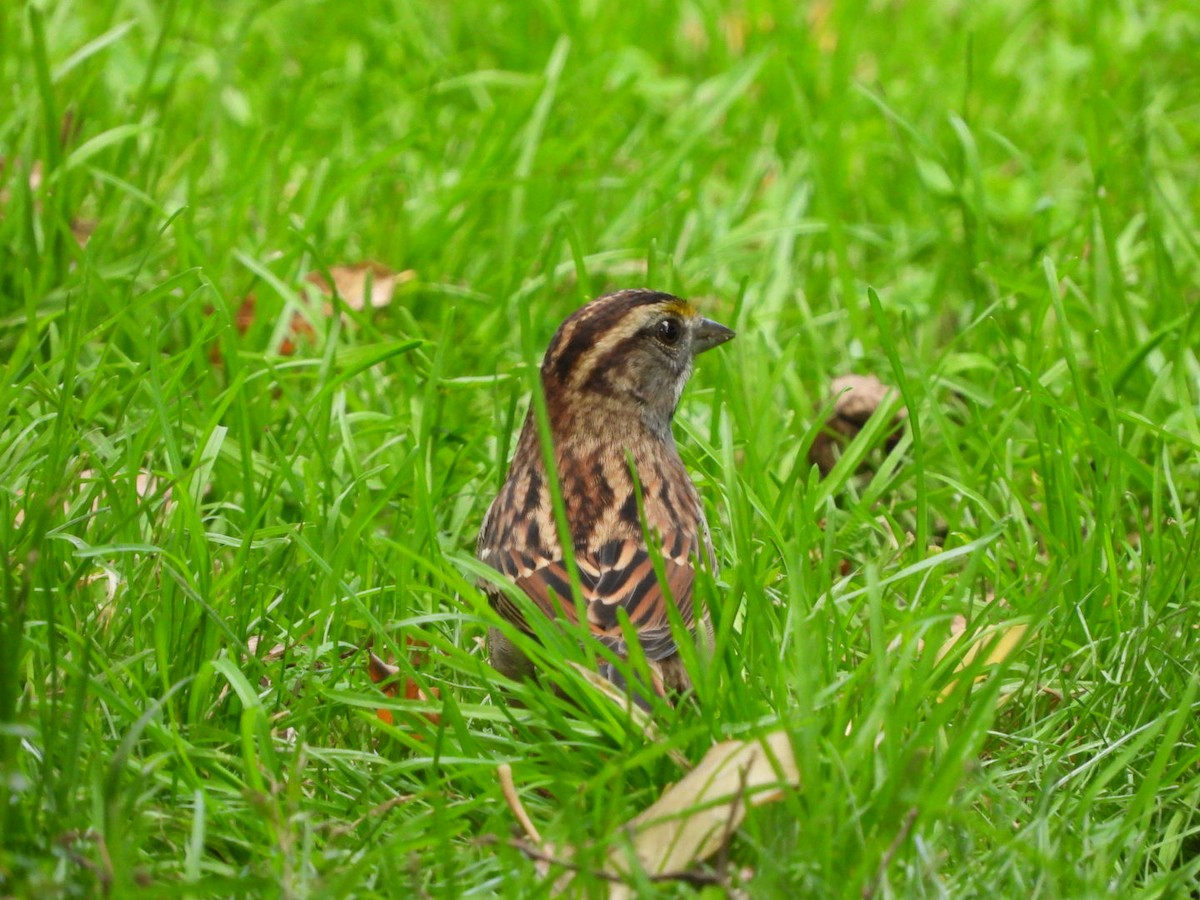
[937,621,1029,700]
[367,650,401,684]
[599,730,799,891]
[246,635,288,663]
[366,642,441,729]
[306,262,415,312]
[207,261,413,363]
[233,294,257,333]
[207,293,318,363]
[277,311,317,356]
[80,564,122,629]
[809,374,907,476]
[493,731,798,895]
[71,218,96,247]
[367,651,400,726]
[949,614,968,638]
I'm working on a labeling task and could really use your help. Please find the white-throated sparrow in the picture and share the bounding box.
[477,289,734,707]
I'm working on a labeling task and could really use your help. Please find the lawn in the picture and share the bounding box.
[2,0,1198,896]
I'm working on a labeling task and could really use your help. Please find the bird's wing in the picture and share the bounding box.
[481,533,697,663]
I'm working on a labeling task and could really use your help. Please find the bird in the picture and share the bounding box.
[476,288,734,707]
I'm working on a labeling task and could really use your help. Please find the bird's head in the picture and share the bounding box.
[540,289,734,439]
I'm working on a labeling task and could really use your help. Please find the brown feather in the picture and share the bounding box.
[476,289,732,706]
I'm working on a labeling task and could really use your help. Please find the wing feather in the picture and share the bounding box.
[484,534,698,662]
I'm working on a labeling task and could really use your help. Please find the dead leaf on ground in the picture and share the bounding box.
[80,564,122,630]
[494,730,798,895]
[366,640,442,730]
[207,262,413,363]
[277,311,318,356]
[207,293,317,363]
[936,620,1029,700]
[602,730,798,888]
[12,468,172,529]
[246,634,289,663]
[306,261,415,312]
[809,374,908,477]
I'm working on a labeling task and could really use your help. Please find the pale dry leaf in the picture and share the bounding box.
[495,732,796,896]
[274,726,297,745]
[809,374,908,477]
[246,635,288,663]
[71,218,96,247]
[602,730,799,887]
[81,566,121,603]
[937,622,1029,700]
[306,262,415,312]
[81,564,122,629]
[949,614,968,638]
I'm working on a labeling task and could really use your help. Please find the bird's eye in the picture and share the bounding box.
[655,317,682,346]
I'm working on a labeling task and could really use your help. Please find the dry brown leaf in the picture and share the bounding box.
[207,293,318,363]
[70,218,96,247]
[233,294,257,334]
[366,643,441,729]
[494,731,796,895]
[937,621,1028,700]
[367,650,401,726]
[246,635,288,663]
[277,312,317,356]
[949,614,968,639]
[809,374,908,477]
[600,730,798,890]
[208,261,412,363]
[306,261,415,312]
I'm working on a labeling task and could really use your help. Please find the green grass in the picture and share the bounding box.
[2,0,1199,896]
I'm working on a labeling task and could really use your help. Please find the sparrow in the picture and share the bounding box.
[476,289,734,707]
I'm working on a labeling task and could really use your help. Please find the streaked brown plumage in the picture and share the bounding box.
[477,289,734,706]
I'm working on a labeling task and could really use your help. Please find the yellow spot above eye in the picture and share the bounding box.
[659,299,698,319]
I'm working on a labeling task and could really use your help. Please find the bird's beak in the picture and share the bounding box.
[693,317,735,354]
